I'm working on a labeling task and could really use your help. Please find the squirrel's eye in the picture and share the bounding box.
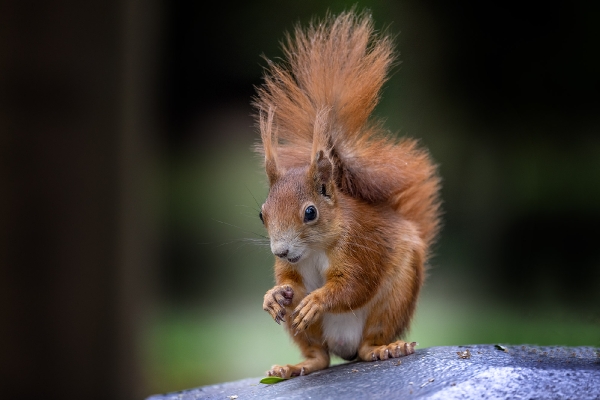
[304,205,317,223]
[259,211,264,224]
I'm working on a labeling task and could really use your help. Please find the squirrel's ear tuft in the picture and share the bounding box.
[260,107,280,185]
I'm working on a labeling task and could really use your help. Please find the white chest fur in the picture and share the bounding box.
[295,250,367,360]
[296,250,329,293]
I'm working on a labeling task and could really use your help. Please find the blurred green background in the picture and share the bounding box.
[147,0,600,394]
[2,0,598,399]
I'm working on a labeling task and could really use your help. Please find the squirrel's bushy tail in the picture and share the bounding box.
[254,9,441,250]
[255,10,393,151]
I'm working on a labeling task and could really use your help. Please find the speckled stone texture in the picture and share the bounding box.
[147,345,600,400]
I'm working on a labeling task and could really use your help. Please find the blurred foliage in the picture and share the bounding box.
[143,0,600,396]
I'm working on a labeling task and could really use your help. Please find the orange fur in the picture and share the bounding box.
[254,9,442,378]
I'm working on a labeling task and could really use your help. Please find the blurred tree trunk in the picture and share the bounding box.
[0,0,161,399]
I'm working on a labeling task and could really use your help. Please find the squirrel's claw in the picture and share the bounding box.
[263,285,294,325]
[291,294,323,333]
[275,310,286,324]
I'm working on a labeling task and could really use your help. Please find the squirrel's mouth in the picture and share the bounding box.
[287,254,302,264]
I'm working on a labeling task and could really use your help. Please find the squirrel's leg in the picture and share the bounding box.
[357,248,422,362]
[266,321,330,378]
[356,295,418,361]
[357,301,418,361]
[264,273,329,377]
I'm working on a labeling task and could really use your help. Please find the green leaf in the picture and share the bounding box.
[260,376,287,384]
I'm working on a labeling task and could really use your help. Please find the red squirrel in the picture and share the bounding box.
[253,10,442,378]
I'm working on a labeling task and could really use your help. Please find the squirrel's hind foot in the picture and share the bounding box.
[266,344,329,378]
[358,340,417,361]
[266,364,306,379]
[266,355,329,379]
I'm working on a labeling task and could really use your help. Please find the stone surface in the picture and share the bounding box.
[147,345,600,400]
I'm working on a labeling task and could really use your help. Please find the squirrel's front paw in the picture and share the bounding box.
[263,285,294,324]
[291,293,323,333]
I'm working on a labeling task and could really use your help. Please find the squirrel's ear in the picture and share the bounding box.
[314,150,333,183]
[311,150,335,199]
[260,107,280,185]
[310,108,335,198]
[265,158,279,186]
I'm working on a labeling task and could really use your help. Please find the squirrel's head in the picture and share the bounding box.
[258,107,341,264]
[260,152,340,265]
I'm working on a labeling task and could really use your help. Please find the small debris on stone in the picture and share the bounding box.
[395,360,402,366]
[494,344,508,352]
[227,396,238,400]
[351,369,359,373]
[457,349,471,359]
[420,378,435,388]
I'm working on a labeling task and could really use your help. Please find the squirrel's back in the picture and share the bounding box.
[254,9,441,250]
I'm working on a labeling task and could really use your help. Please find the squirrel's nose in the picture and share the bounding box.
[274,249,289,258]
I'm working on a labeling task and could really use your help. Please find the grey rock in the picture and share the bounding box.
[147,345,600,399]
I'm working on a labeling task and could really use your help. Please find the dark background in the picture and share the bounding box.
[1,0,598,399]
